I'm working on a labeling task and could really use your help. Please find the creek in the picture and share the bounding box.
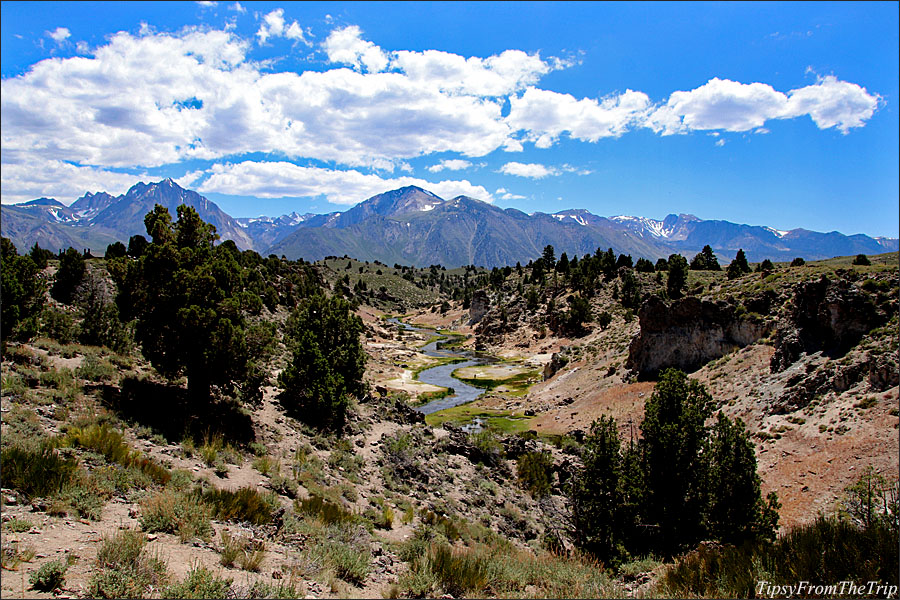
[387,318,490,416]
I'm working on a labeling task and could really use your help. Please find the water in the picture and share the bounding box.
[386,318,489,415]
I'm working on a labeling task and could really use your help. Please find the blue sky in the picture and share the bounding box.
[2,1,897,237]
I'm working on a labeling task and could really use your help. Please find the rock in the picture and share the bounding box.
[868,353,899,391]
[566,428,585,443]
[543,350,569,381]
[147,533,158,541]
[468,290,490,325]
[626,295,771,378]
[771,275,886,373]
[390,399,425,425]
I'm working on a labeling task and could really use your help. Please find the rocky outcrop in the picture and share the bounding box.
[543,348,570,381]
[467,290,490,325]
[626,295,771,378]
[769,350,897,415]
[473,295,523,348]
[770,275,885,372]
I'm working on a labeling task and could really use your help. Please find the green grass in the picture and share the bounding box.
[138,489,213,542]
[452,368,541,396]
[60,424,170,485]
[200,486,277,525]
[89,529,169,598]
[0,444,78,499]
[424,401,533,434]
[660,516,899,598]
[164,567,232,599]
[397,537,620,598]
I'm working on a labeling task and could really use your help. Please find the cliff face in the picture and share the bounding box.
[626,295,771,378]
[770,275,886,373]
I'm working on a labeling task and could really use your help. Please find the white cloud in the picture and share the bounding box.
[427,159,472,172]
[499,191,526,200]
[2,28,512,172]
[499,161,558,178]
[646,78,788,134]
[784,75,880,134]
[0,156,142,205]
[644,76,880,135]
[174,169,206,189]
[47,27,70,43]
[392,48,551,96]
[507,87,651,146]
[715,138,726,147]
[229,2,246,13]
[1,21,883,204]
[256,8,307,45]
[256,8,284,44]
[196,1,217,8]
[285,22,306,42]
[323,25,388,73]
[197,160,493,204]
[560,164,593,175]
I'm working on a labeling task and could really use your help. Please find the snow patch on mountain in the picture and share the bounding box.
[610,216,675,239]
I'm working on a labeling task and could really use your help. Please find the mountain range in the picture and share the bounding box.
[2,180,896,267]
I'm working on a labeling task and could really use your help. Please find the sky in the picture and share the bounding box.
[1,1,897,237]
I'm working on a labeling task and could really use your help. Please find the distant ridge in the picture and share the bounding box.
[2,182,896,265]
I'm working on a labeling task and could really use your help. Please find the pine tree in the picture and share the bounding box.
[667,254,688,299]
[571,416,631,565]
[117,205,250,404]
[278,294,366,429]
[640,368,713,556]
[51,247,86,304]
[1,238,44,342]
[727,249,751,279]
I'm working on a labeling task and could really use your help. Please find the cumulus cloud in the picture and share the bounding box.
[256,8,307,45]
[323,25,388,73]
[499,161,558,178]
[427,159,472,172]
[1,28,509,172]
[197,161,493,204]
[393,48,551,96]
[0,156,142,205]
[507,87,651,146]
[495,187,525,200]
[646,78,788,134]
[644,76,880,135]
[1,21,883,205]
[784,75,880,133]
[256,8,284,43]
[47,27,70,43]
[229,2,246,13]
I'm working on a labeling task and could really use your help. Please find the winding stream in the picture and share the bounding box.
[387,318,489,415]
